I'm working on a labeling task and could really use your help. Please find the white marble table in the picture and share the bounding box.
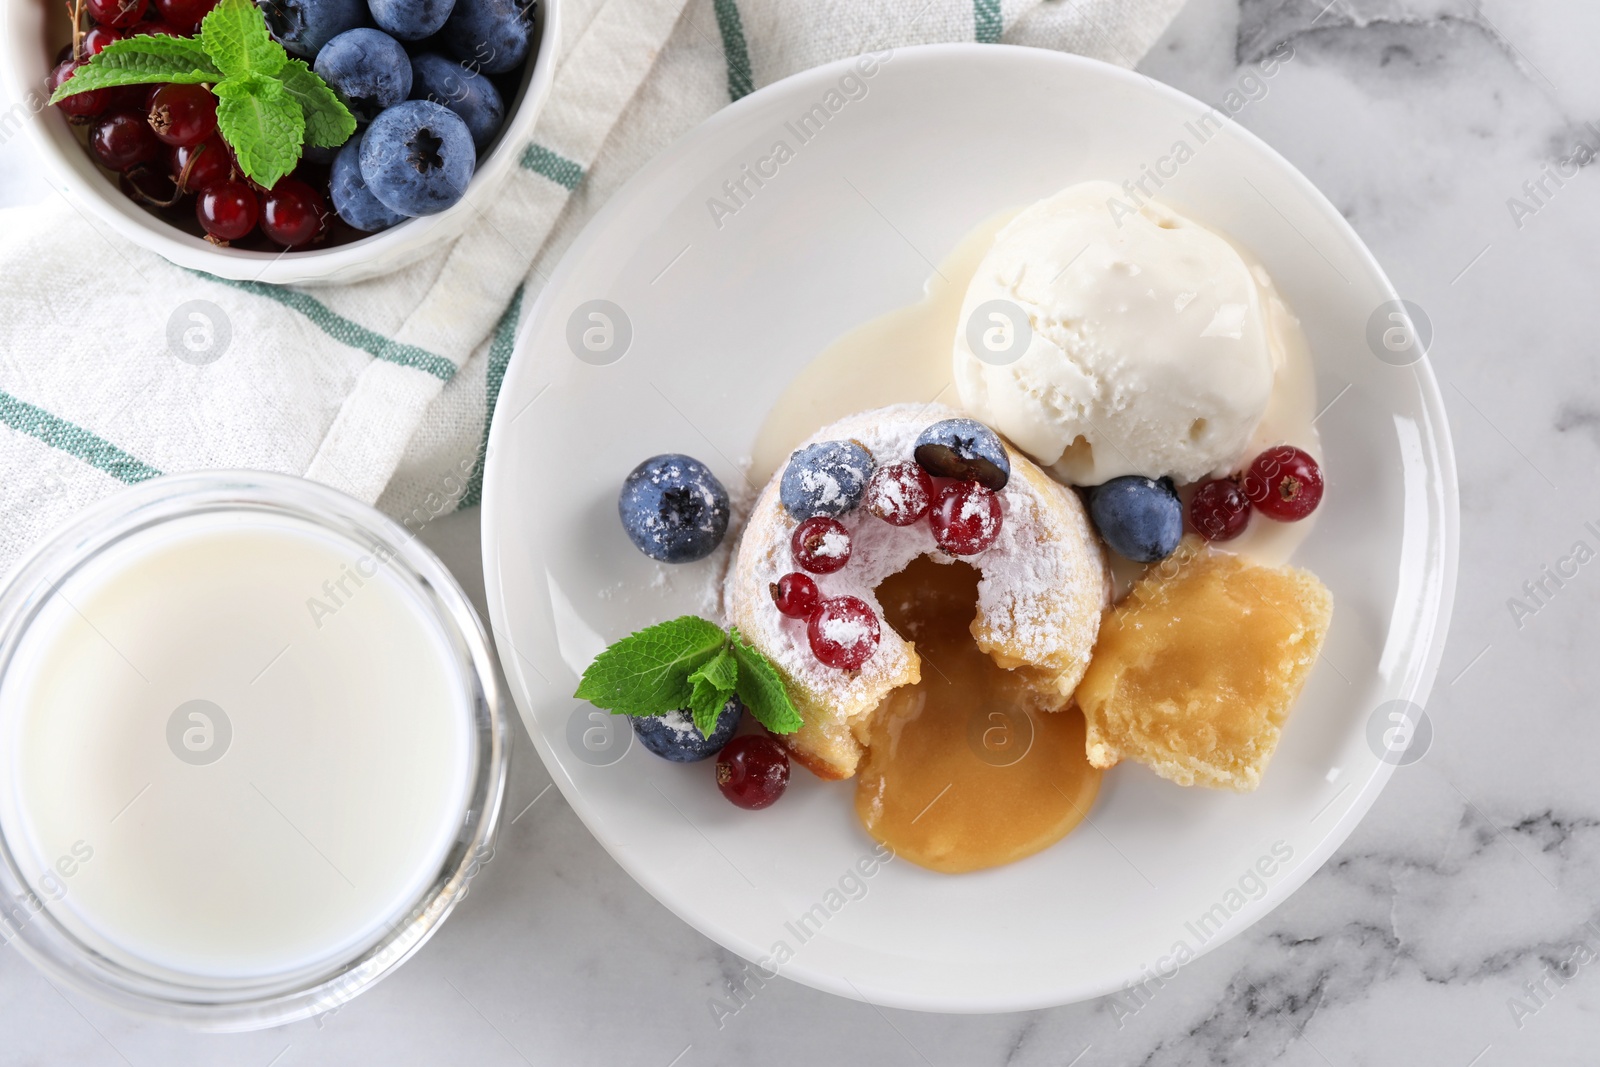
[3,0,1598,1062]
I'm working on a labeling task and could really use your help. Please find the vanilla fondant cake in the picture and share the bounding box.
[726,403,1108,780]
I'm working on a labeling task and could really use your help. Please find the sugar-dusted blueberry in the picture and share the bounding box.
[1089,476,1183,563]
[314,29,414,124]
[617,453,730,564]
[779,439,873,520]
[632,698,741,763]
[259,0,369,58]
[913,417,1010,491]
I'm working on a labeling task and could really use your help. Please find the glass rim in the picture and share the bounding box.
[0,470,509,1032]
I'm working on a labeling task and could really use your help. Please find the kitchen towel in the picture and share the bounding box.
[0,0,1185,574]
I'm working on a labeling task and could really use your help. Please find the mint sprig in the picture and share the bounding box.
[49,0,355,188]
[575,617,804,738]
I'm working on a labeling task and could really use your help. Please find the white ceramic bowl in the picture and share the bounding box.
[0,0,559,285]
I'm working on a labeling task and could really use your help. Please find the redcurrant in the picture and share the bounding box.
[147,83,217,147]
[1189,478,1251,541]
[1241,446,1323,521]
[770,572,821,620]
[196,180,259,242]
[791,516,851,574]
[89,110,162,171]
[865,461,932,526]
[929,481,1003,555]
[807,596,880,670]
[715,735,790,810]
[260,178,329,247]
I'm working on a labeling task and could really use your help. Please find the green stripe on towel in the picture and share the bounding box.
[519,142,586,191]
[190,273,458,382]
[975,0,1002,43]
[459,284,525,510]
[713,0,755,101]
[0,390,163,484]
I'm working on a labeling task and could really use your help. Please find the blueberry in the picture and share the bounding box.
[631,698,742,762]
[409,53,505,150]
[329,134,407,231]
[913,418,1010,491]
[358,100,476,217]
[258,0,367,58]
[1089,476,1183,563]
[439,0,533,74]
[779,440,873,520]
[618,454,730,563]
[313,29,413,124]
[370,0,455,40]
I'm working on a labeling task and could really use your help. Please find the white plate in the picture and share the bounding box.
[481,44,1458,1012]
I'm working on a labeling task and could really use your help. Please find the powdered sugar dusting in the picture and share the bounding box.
[816,530,850,558]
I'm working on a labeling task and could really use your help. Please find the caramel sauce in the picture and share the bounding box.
[854,557,1101,873]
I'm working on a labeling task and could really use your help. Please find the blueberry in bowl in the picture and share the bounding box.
[410,52,504,150]
[359,100,476,216]
[314,28,414,123]
[369,0,456,40]
[260,0,368,58]
[16,0,557,281]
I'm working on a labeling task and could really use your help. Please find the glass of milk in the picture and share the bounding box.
[0,472,508,1030]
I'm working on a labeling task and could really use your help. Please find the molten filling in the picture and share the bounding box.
[854,556,1101,873]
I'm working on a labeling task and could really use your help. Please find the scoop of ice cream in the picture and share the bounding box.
[953,181,1279,486]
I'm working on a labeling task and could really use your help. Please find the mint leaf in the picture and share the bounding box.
[215,73,303,188]
[688,648,737,694]
[730,629,803,735]
[687,676,731,739]
[574,616,726,718]
[202,0,286,78]
[686,648,739,738]
[48,36,220,102]
[276,59,356,149]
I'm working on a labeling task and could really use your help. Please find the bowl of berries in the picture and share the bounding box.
[2,0,558,284]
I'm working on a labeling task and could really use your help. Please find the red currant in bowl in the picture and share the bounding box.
[1189,478,1251,541]
[930,481,1003,555]
[88,110,162,171]
[715,734,790,810]
[791,516,851,574]
[147,83,218,148]
[196,180,259,243]
[48,61,111,120]
[1241,446,1323,521]
[807,596,880,670]
[770,572,821,620]
[261,178,329,248]
[85,0,150,28]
